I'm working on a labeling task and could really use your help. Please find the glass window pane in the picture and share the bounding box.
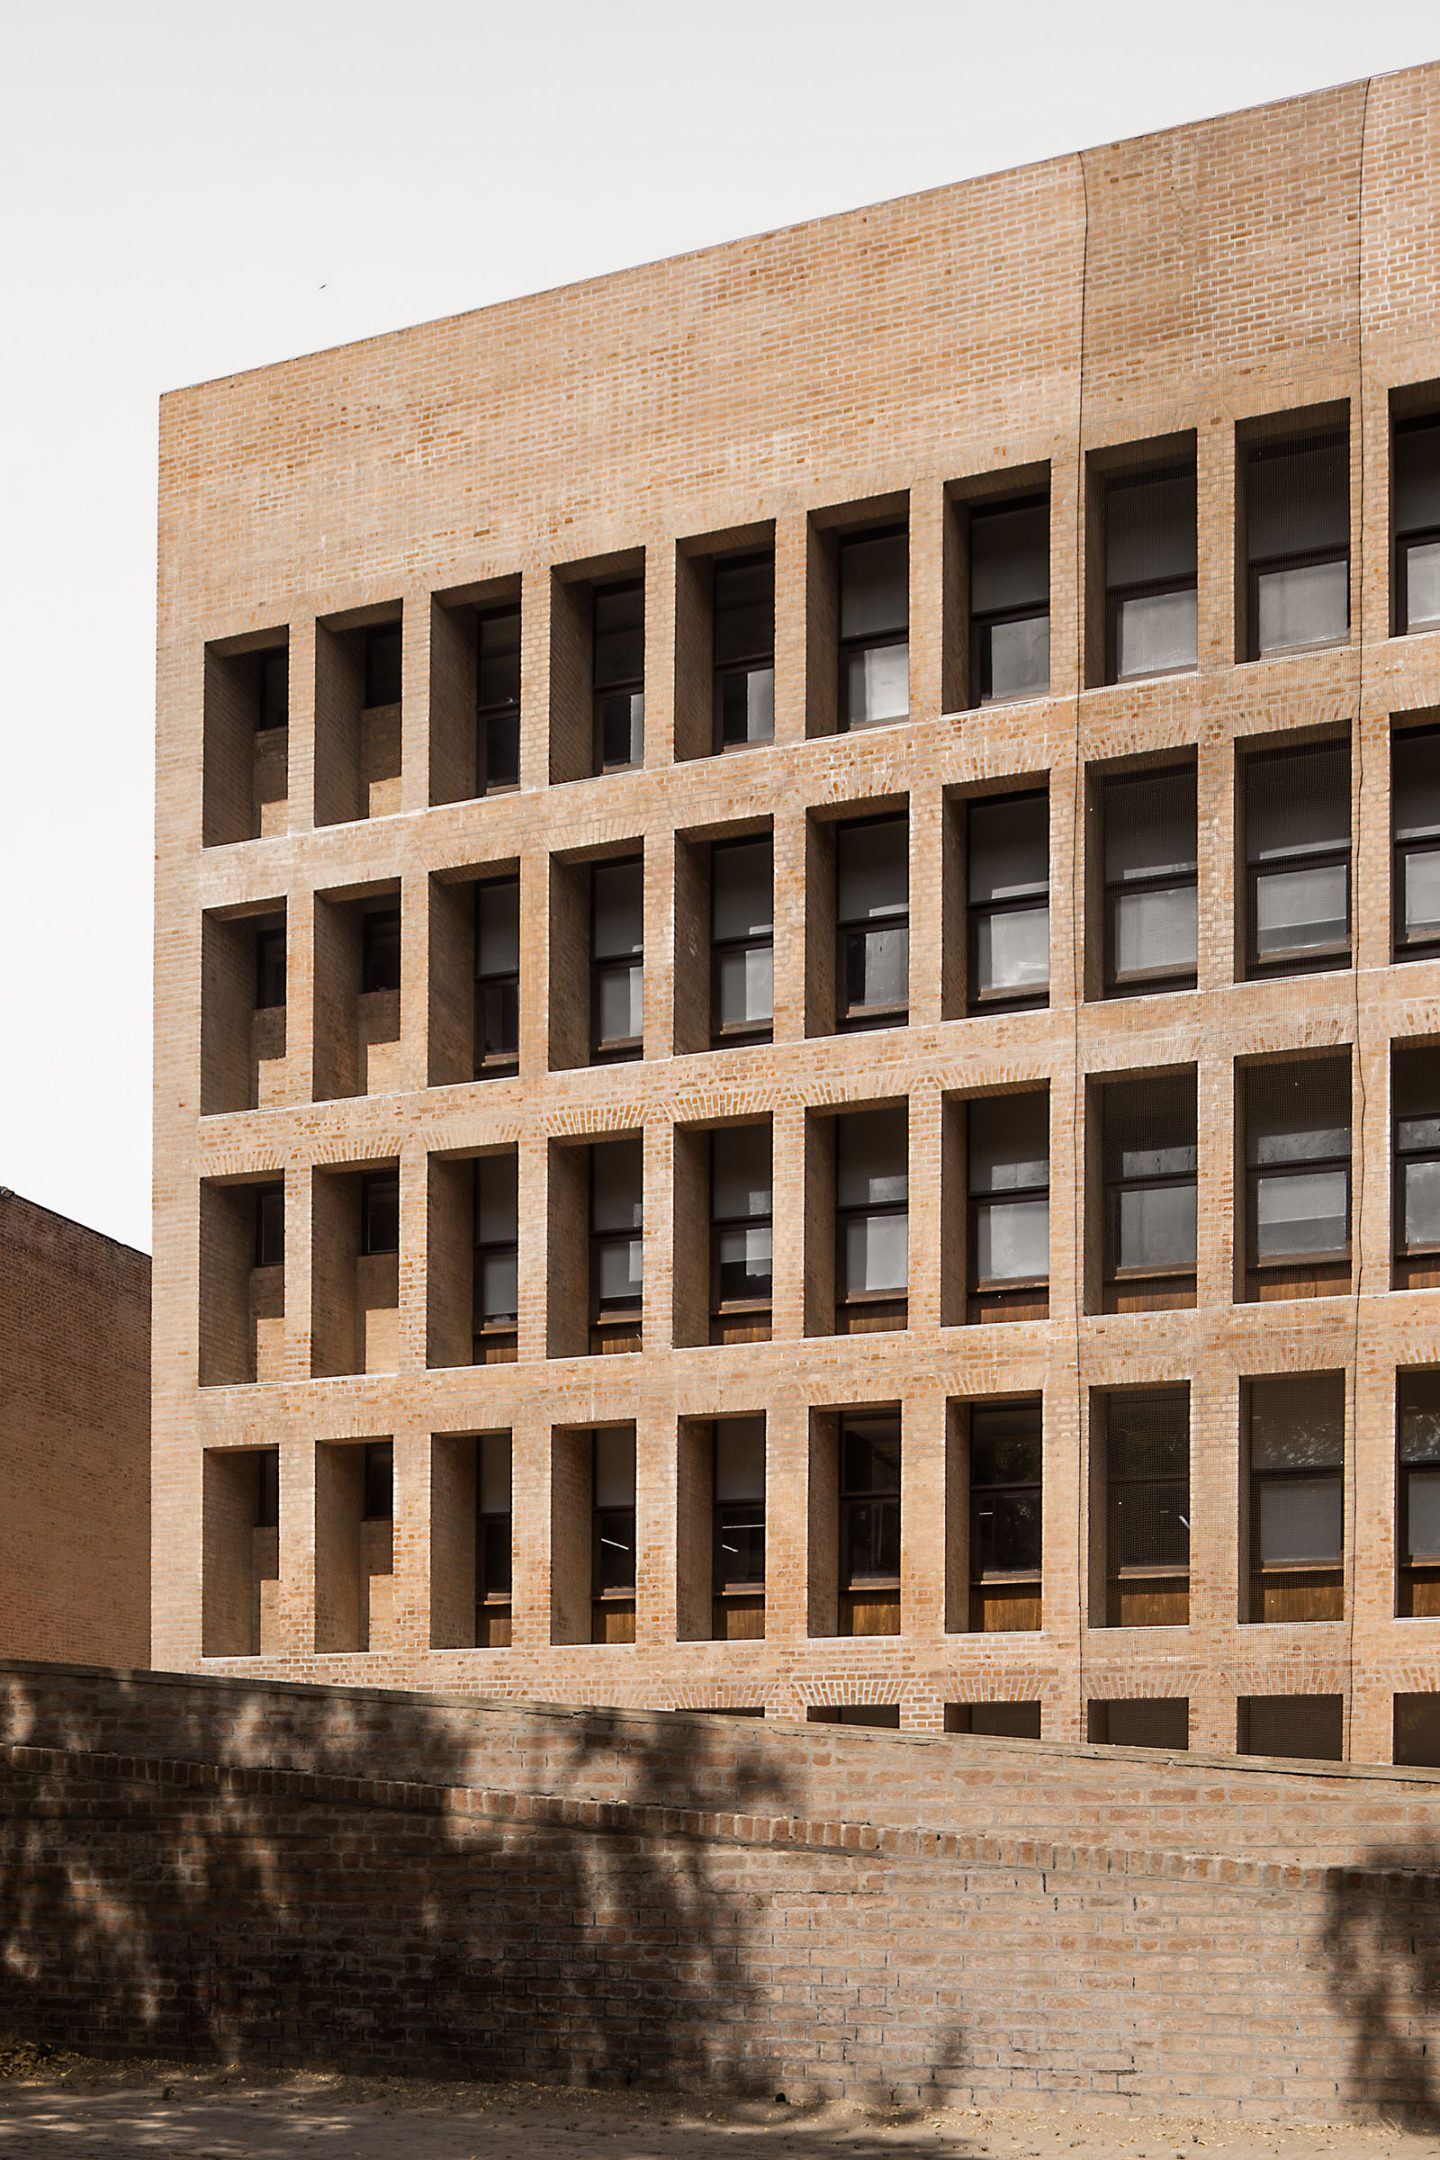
[842,1418,901,1495]
[1256,558,1349,654]
[718,664,775,746]
[844,641,909,725]
[968,1093,1049,1194]
[475,1154,518,1242]
[969,793,1048,903]
[595,1235,643,1307]
[479,979,518,1062]
[837,818,907,921]
[713,554,774,664]
[1400,1373,1440,1465]
[971,1406,1041,1486]
[1248,438,1349,558]
[1104,770,1197,883]
[975,1194,1049,1283]
[479,1248,518,1323]
[1246,746,1349,860]
[1115,587,1197,678]
[837,1107,908,1206]
[1395,733,1440,842]
[983,613,1050,701]
[1113,1477,1190,1570]
[975,904,1049,996]
[476,607,520,707]
[1258,1475,1343,1565]
[592,860,643,959]
[712,839,773,939]
[715,1416,766,1503]
[1250,1375,1345,1469]
[844,1210,908,1296]
[712,1124,772,1220]
[481,709,520,790]
[1403,848,1440,943]
[976,1490,1042,1575]
[1107,470,1198,587]
[1407,1468,1440,1560]
[1247,1061,1349,1166]
[1254,1166,1348,1257]
[591,1138,642,1232]
[1254,862,1348,956]
[595,961,642,1044]
[1405,538,1440,632]
[1104,1077,1196,1182]
[715,943,773,1031]
[1395,422,1440,535]
[717,1224,772,1301]
[1404,1158,1440,1249]
[597,689,644,766]
[364,626,402,707]
[1117,1181,1197,1271]
[971,499,1049,613]
[1109,1391,1189,1481]
[1113,884,1197,980]
[476,878,519,975]
[593,1429,635,1507]
[839,530,907,640]
[478,1432,511,1515]
[844,924,908,1011]
[593,581,643,687]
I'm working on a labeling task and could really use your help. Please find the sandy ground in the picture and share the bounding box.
[0,2054,1436,2160]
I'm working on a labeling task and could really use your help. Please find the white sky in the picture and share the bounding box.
[2,0,1436,1253]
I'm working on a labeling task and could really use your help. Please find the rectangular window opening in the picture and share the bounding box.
[966,1091,1050,1325]
[966,790,1050,1012]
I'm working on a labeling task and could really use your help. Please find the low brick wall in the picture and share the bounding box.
[0,1661,1437,2122]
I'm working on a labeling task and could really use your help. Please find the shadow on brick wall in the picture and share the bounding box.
[1323,1849,1440,2128]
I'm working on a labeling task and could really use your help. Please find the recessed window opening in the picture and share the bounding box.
[1103,464,1198,682]
[475,876,520,1076]
[476,603,521,794]
[839,527,908,730]
[970,494,1050,705]
[1244,430,1349,660]
[713,552,775,750]
[967,791,1049,1011]
[593,579,644,772]
[710,837,774,1045]
[836,815,908,1030]
[1100,767,1198,994]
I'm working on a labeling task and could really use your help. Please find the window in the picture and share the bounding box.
[1246,1373,1344,1622]
[946,1702,1042,1739]
[1087,1699,1189,1750]
[257,647,289,732]
[592,1427,636,1640]
[968,1400,1042,1631]
[590,857,643,1061]
[970,493,1049,704]
[1239,1695,1343,1762]
[966,1091,1049,1322]
[710,1124,772,1339]
[1100,1073,1197,1311]
[254,922,286,1009]
[1101,1388,1189,1626]
[253,1183,284,1269]
[360,1171,400,1257]
[966,791,1049,1011]
[836,814,908,1029]
[255,1448,280,1530]
[361,905,402,994]
[363,624,402,708]
[1393,1046,1440,1288]
[589,1138,643,1348]
[713,552,775,750]
[475,1432,513,1645]
[476,604,521,794]
[473,1154,519,1360]
[839,1412,901,1628]
[1398,1372,1440,1618]
[362,1439,394,1521]
[1244,1059,1351,1297]
[835,1107,908,1330]
[1392,727,1440,959]
[475,876,520,1076]
[1099,766,1198,994]
[1243,741,1350,975]
[710,837,773,1045]
[838,527,908,729]
[1394,1693,1440,1767]
[1394,416,1440,636]
[592,579,644,771]
[713,1416,765,1606]
[1102,463,1198,681]
[1244,430,1349,659]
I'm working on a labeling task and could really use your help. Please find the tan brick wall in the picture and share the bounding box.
[157,68,1440,1760]
[0,1196,149,1666]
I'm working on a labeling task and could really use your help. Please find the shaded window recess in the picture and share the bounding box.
[1392,726,1440,961]
[1099,460,1197,684]
[475,875,520,1077]
[1242,739,1350,977]
[945,1702,1042,1739]
[592,1427,637,1643]
[835,1105,908,1334]
[590,856,644,1062]
[836,813,908,1030]
[1393,414,1440,638]
[710,1124,772,1344]
[1245,1372,1344,1624]
[808,1705,901,1729]
[1098,1388,1189,1628]
[712,1415,766,1640]
[965,1091,1049,1325]
[361,1171,400,1257]
[200,1446,281,1659]
[969,493,1049,706]
[593,579,645,773]
[1397,1371,1440,1619]
[1242,427,1349,661]
[315,613,403,827]
[710,836,774,1046]
[1242,1057,1351,1303]
[362,1439,394,1522]
[589,1137,643,1355]
[1087,1699,1189,1751]
[1099,1072,1197,1314]
[839,1412,901,1638]
[966,790,1049,1013]
[1097,764,1197,996]
[839,526,908,730]
[968,1399,1042,1633]
[1393,1045,1440,1292]
[713,551,775,751]
[475,603,521,794]
[476,1432,513,1646]
[1394,1692,1440,1768]
[473,1153,518,1364]
[1238,1695,1343,1762]
[361,905,402,994]
[254,922,287,1010]
[202,634,290,848]
[253,1182,284,1270]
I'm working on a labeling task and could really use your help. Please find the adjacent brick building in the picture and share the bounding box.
[156,64,1440,1766]
[0,1192,150,1666]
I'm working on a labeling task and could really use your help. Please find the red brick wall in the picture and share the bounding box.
[0,1199,149,1666]
[0,1661,1437,2122]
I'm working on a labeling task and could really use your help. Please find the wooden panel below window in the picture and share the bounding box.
[970,1579,1042,1632]
[837,1298,907,1336]
[710,1310,772,1347]
[1246,1262,1349,1303]
[476,1602,512,1648]
[841,1587,901,1636]
[590,1319,642,1355]
[966,1288,1049,1326]
[472,1332,518,1366]
[1103,1276,1196,1315]
[1395,1255,1440,1292]
[591,1598,636,1644]
[713,1593,765,1641]
[1399,1564,1440,1618]
[1107,1574,1189,1628]
[1252,1567,1343,1622]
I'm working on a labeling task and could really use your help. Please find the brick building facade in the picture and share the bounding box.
[157,65,1440,1765]
[0,1192,150,1666]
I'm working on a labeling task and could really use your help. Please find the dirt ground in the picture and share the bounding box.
[0,2052,1436,2160]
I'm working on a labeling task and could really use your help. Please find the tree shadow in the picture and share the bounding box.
[1322,1845,1440,2129]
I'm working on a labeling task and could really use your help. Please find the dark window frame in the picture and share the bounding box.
[1099,767,1199,997]
[475,602,521,797]
[1101,462,1199,686]
[965,789,1051,1015]
[834,1109,909,1320]
[1242,744,1352,980]
[257,647,289,733]
[591,577,645,776]
[589,855,644,1064]
[472,1155,519,1348]
[711,1420,766,1596]
[839,1414,902,1593]
[1244,1065,1352,1282]
[1243,429,1350,663]
[363,624,403,709]
[475,1434,513,1608]
[837,523,909,733]
[1393,415,1440,638]
[1101,1076,1199,1295]
[1394,1054,1440,1267]
[362,1439,394,1521]
[588,1143,643,1334]
[968,1401,1043,1601]
[1392,725,1440,961]
[591,1431,637,1599]
[1102,1386,1191,1618]
[709,1127,773,1329]
[709,835,774,1048]
[968,491,1050,707]
[1245,1380,1345,1614]
[966,1093,1050,1307]
[359,1170,400,1257]
[474,875,520,1078]
[1397,1373,1440,1614]
[712,549,776,754]
[835,813,909,1032]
